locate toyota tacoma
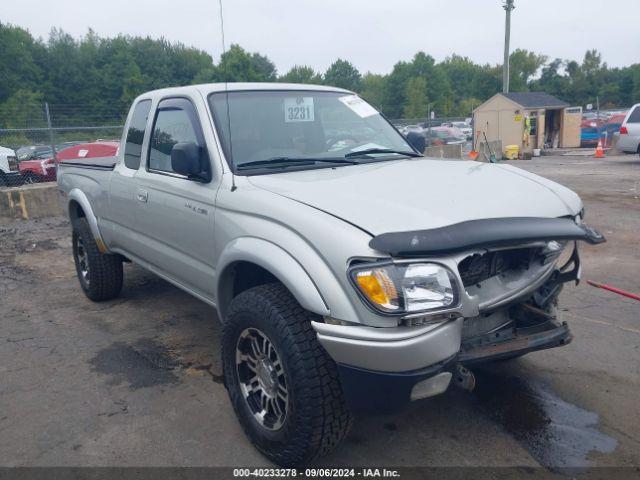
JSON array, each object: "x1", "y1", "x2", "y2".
[{"x1": 57, "y1": 83, "x2": 605, "y2": 466}]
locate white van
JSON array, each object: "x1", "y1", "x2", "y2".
[
  {"x1": 0, "y1": 146, "x2": 19, "y2": 186},
  {"x1": 615, "y1": 104, "x2": 640, "y2": 156}
]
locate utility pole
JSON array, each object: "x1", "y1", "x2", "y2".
[
  {"x1": 44, "y1": 102, "x2": 57, "y2": 161},
  {"x1": 502, "y1": 0, "x2": 515, "y2": 93}
]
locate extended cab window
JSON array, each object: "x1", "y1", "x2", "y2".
[
  {"x1": 124, "y1": 100, "x2": 151, "y2": 170},
  {"x1": 148, "y1": 98, "x2": 206, "y2": 174}
]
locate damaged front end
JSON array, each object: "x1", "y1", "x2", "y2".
[
  {"x1": 325, "y1": 217, "x2": 605, "y2": 413},
  {"x1": 368, "y1": 217, "x2": 605, "y2": 365},
  {"x1": 458, "y1": 239, "x2": 583, "y2": 365}
]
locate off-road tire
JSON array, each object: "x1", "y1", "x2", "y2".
[
  {"x1": 222, "y1": 283, "x2": 352, "y2": 467},
  {"x1": 72, "y1": 218, "x2": 123, "y2": 301}
]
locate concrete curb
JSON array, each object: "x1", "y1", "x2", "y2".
[{"x1": 0, "y1": 183, "x2": 65, "y2": 224}]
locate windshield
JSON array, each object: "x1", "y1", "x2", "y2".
[{"x1": 208, "y1": 90, "x2": 416, "y2": 173}]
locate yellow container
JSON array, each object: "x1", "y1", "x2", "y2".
[{"x1": 504, "y1": 144, "x2": 520, "y2": 160}]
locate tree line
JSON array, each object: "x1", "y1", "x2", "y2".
[{"x1": 1, "y1": 22, "x2": 639, "y2": 129}]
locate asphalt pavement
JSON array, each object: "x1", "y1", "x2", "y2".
[{"x1": 1, "y1": 154, "x2": 638, "y2": 473}]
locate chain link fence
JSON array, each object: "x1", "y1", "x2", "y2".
[
  {"x1": 389, "y1": 116, "x2": 470, "y2": 129},
  {"x1": 0, "y1": 103, "x2": 124, "y2": 189},
  {"x1": 1, "y1": 106, "x2": 479, "y2": 190}
]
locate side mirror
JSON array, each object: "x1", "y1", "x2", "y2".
[
  {"x1": 171, "y1": 142, "x2": 205, "y2": 179},
  {"x1": 406, "y1": 131, "x2": 426, "y2": 154}
]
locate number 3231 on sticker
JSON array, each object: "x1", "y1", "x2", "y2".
[{"x1": 284, "y1": 97, "x2": 315, "y2": 123}]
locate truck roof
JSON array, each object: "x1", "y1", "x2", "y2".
[{"x1": 135, "y1": 82, "x2": 353, "y2": 101}]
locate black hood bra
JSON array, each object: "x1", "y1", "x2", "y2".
[{"x1": 369, "y1": 217, "x2": 606, "y2": 257}]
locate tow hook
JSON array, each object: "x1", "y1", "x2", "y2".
[{"x1": 453, "y1": 364, "x2": 476, "y2": 392}]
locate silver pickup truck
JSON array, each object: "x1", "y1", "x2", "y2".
[{"x1": 58, "y1": 83, "x2": 605, "y2": 466}]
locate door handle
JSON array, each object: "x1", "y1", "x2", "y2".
[{"x1": 137, "y1": 189, "x2": 148, "y2": 203}]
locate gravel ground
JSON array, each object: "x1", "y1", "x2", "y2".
[{"x1": 0, "y1": 154, "x2": 638, "y2": 473}]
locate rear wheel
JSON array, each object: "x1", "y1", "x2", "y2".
[
  {"x1": 0, "y1": 172, "x2": 7, "y2": 187},
  {"x1": 72, "y1": 218, "x2": 123, "y2": 301},
  {"x1": 222, "y1": 283, "x2": 352, "y2": 466},
  {"x1": 22, "y1": 173, "x2": 38, "y2": 185}
]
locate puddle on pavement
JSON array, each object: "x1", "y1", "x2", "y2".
[
  {"x1": 90, "y1": 338, "x2": 224, "y2": 389},
  {"x1": 89, "y1": 339, "x2": 180, "y2": 389},
  {"x1": 473, "y1": 368, "x2": 617, "y2": 470}
]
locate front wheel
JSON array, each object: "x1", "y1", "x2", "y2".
[
  {"x1": 222, "y1": 283, "x2": 352, "y2": 467},
  {"x1": 72, "y1": 218, "x2": 123, "y2": 301}
]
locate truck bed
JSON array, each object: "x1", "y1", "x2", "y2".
[{"x1": 57, "y1": 156, "x2": 118, "y2": 224}]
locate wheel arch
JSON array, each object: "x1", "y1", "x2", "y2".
[
  {"x1": 215, "y1": 237, "x2": 330, "y2": 321},
  {"x1": 68, "y1": 188, "x2": 108, "y2": 253}
]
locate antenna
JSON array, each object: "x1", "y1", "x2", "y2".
[{"x1": 218, "y1": 0, "x2": 237, "y2": 191}]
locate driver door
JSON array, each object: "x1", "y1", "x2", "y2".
[{"x1": 133, "y1": 96, "x2": 217, "y2": 299}]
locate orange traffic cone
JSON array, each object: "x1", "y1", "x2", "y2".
[
  {"x1": 468, "y1": 131, "x2": 480, "y2": 160},
  {"x1": 595, "y1": 139, "x2": 605, "y2": 158}
]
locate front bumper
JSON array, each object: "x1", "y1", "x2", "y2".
[
  {"x1": 312, "y1": 318, "x2": 463, "y2": 373},
  {"x1": 336, "y1": 355, "x2": 457, "y2": 413},
  {"x1": 459, "y1": 318, "x2": 572, "y2": 365},
  {"x1": 322, "y1": 317, "x2": 572, "y2": 413}
]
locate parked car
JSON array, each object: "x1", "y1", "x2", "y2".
[
  {"x1": 399, "y1": 124, "x2": 422, "y2": 136},
  {"x1": 443, "y1": 121, "x2": 473, "y2": 140},
  {"x1": 601, "y1": 115, "x2": 626, "y2": 147},
  {"x1": 613, "y1": 104, "x2": 640, "y2": 156},
  {"x1": 580, "y1": 126, "x2": 601, "y2": 148},
  {"x1": 403, "y1": 126, "x2": 466, "y2": 148},
  {"x1": 58, "y1": 83, "x2": 605, "y2": 467},
  {"x1": 427, "y1": 126, "x2": 467, "y2": 145},
  {"x1": 582, "y1": 111, "x2": 610, "y2": 122},
  {"x1": 16, "y1": 145, "x2": 53, "y2": 161},
  {"x1": 0, "y1": 145, "x2": 19, "y2": 186},
  {"x1": 19, "y1": 141, "x2": 119, "y2": 183}
]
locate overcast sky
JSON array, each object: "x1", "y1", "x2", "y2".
[{"x1": 4, "y1": 0, "x2": 639, "y2": 74}]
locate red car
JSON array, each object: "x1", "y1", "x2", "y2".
[{"x1": 19, "y1": 141, "x2": 119, "y2": 183}]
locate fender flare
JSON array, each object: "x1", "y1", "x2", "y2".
[
  {"x1": 215, "y1": 237, "x2": 330, "y2": 320},
  {"x1": 68, "y1": 188, "x2": 108, "y2": 252}
]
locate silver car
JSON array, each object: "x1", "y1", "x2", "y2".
[
  {"x1": 57, "y1": 83, "x2": 606, "y2": 466},
  {"x1": 614, "y1": 103, "x2": 640, "y2": 155}
]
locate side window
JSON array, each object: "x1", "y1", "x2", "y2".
[
  {"x1": 628, "y1": 106, "x2": 640, "y2": 123},
  {"x1": 124, "y1": 100, "x2": 151, "y2": 170},
  {"x1": 148, "y1": 98, "x2": 205, "y2": 174}
]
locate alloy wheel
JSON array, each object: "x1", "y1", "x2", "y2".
[{"x1": 235, "y1": 327, "x2": 288, "y2": 431}]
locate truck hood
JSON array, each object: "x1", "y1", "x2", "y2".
[{"x1": 247, "y1": 159, "x2": 582, "y2": 235}]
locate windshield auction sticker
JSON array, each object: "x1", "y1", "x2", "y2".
[
  {"x1": 339, "y1": 95, "x2": 379, "y2": 118},
  {"x1": 284, "y1": 97, "x2": 315, "y2": 122}
]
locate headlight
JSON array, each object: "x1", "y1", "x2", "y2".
[
  {"x1": 349, "y1": 262, "x2": 458, "y2": 315},
  {"x1": 540, "y1": 240, "x2": 567, "y2": 265},
  {"x1": 541, "y1": 239, "x2": 578, "y2": 269},
  {"x1": 556, "y1": 241, "x2": 577, "y2": 269}
]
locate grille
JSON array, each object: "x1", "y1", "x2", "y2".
[
  {"x1": 7, "y1": 156, "x2": 18, "y2": 171},
  {"x1": 458, "y1": 248, "x2": 538, "y2": 287}
]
